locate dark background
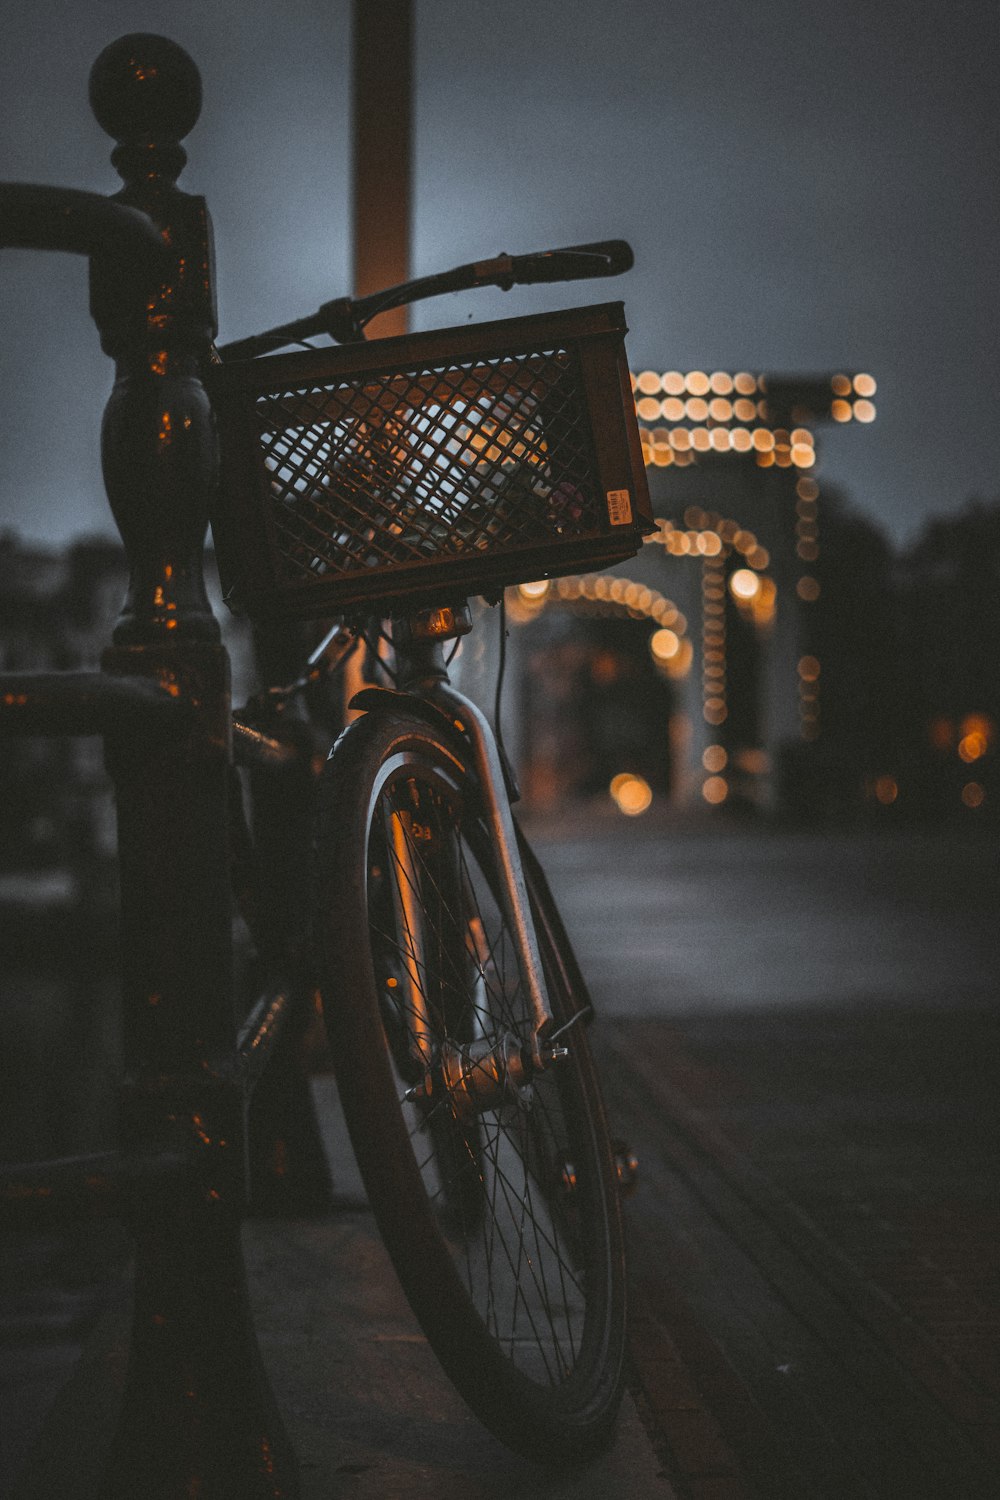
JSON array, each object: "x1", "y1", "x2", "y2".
[{"x1": 2, "y1": 0, "x2": 997, "y2": 548}]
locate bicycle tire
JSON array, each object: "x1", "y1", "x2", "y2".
[{"x1": 315, "y1": 707, "x2": 626, "y2": 1462}]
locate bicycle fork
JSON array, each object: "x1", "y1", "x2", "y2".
[{"x1": 356, "y1": 615, "x2": 568, "y2": 1114}]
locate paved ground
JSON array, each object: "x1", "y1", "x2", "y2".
[
  {"x1": 5, "y1": 1111, "x2": 671, "y2": 1500},
  {"x1": 601, "y1": 1008, "x2": 998, "y2": 1498},
  {"x1": 2, "y1": 815, "x2": 998, "y2": 1496},
  {"x1": 528, "y1": 812, "x2": 1000, "y2": 1498},
  {"x1": 527, "y1": 811, "x2": 999, "y2": 1014}
]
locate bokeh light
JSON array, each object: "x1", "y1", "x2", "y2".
[
  {"x1": 518, "y1": 579, "x2": 549, "y2": 600},
  {"x1": 649, "y1": 627, "x2": 680, "y2": 663},
  {"x1": 730, "y1": 568, "x2": 760, "y2": 601},
  {"x1": 610, "y1": 773, "x2": 653, "y2": 816}
]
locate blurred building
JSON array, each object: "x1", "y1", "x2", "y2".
[
  {"x1": 892, "y1": 501, "x2": 1000, "y2": 819},
  {"x1": 2, "y1": 483, "x2": 996, "y2": 845},
  {"x1": 494, "y1": 368, "x2": 883, "y2": 816}
]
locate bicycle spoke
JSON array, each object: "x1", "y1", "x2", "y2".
[
  {"x1": 390, "y1": 1029, "x2": 584, "y2": 1374},
  {"x1": 473, "y1": 1114, "x2": 561, "y2": 1379}
]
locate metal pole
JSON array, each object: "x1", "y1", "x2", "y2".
[{"x1": 351, "y1": 0, "x2": 412, "y2": 337}]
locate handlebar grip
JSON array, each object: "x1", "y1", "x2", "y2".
[
  {"x1": 0, "y1": 183, "x2": 167, "y2": 277},
  {"x1": 505, "y1": 239, "x2": 634, "y2": 284}
]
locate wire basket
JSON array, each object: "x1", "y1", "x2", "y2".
[{"x1": 208, "y1": 302, "x2": 652, "y2": 621}]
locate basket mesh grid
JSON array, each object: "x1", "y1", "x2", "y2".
[{"x1": 251, "y1": 344, "x2": 602, "y2": 587}]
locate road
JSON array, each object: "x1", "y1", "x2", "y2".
[{"x1": 525, "y1": 813, "x2": 999, "y2": 1014}]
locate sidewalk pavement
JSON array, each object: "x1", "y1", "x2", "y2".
[{"x1": 241, "y1": 1076, "x2": 675, "y2": 1500}]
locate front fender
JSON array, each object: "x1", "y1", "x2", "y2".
[{"x1": 347, "y1": 685, "x2": 468, "y2": 742}]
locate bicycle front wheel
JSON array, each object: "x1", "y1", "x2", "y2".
[{"x1": 315, "y1": 707, "x2": 626, "y2": 1462}]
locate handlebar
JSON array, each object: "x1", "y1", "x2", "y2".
[
  {"x1": 217, "y1": 238, "x2": 634, "y2": 361},
  {"x1": 0, "y1": 183, "x2": 167, "y2": 279}
]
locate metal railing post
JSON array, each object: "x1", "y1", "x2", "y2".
[{"x1": 87, "y1": 34, "x2": 298, "y2": 1497}]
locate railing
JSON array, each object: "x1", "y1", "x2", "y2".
[{"x1": 0, "y1": 35, "x2": 323, "y2": 1499}]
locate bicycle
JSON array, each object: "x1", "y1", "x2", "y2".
[
  {"x1": 0, "y1": 32, "x2": 651, "y2": 1490},
  {"x1": 206, "y1": 237, "x2": 652, "y2": 1462}
]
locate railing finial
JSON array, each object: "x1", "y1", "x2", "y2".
[
  {"x1": 88, "y1": 33, "x2": 218, "y2": 646},
  {"x1": 90, "y1": 32, "x2": 201, "y2": 187}
]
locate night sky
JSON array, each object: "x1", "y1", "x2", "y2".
[{"x1": 2, "y1": 0, "x2": 996, "y2": 548}]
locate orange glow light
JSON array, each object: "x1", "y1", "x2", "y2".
[
  {"x1": 730, "y1": 569, "x2": 760, "y2": 601},
  {"x1": 958, "y1": 732, "x2": 988, "y2": 763},
  {"x1": 610, "y1": 773, "x2": 653, "y2": 816},
  {"x1": 518, "y1": 579, "x2": 549, "y2": 601},
  {"x1": 961, "y1": 713, "x2": 993, "y2": 741},
  {"x1": 650, "y1": 627, "x2": 680, "y2": 662}
]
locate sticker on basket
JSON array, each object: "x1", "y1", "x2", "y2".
[{"x1": 606, "y1": 489, "x2": 633, "y2": 526}]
